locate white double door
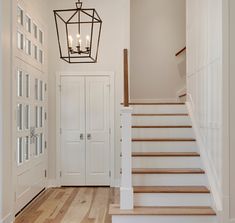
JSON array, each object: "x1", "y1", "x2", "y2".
[{"x1": 60, "y1": 76, "x2": 111, "y2": 186}]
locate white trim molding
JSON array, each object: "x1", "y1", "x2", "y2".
[
  {"x1": 0, "y1": 213, "x2": 14, "y2": 223},
  {"x1": 186, "y1": 102, "x2": 222, "y2": 211}
]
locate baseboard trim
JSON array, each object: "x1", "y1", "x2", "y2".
[
  {"x1": 47, "y1": 179, "x2": 59, "y2": 188},
  {"x1": 186, "y1": 101, "x2": 222, "y2": 211},
  {"x1": 0, "y1": 213, "x2": 13, "y2": 223}
]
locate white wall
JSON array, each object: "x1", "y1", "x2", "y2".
[
  {"x1": 0, "y1": 0, "x2": 3, "y2": 220},
  {"x1": 47, "y1": 0, "x2": 130, "y2": 184},
  {"x1": 186, "y1": 0, "x2": 223, "y2": 211},
  {"x1": 130, "y1": 0, "x2": 186, "y2": 101},
  {"x1": 0, "y1": 0, "x2": 14, "y2": 221},
  {"x1": 229, "y1": 0, "x2": 235, "y2": 221}
]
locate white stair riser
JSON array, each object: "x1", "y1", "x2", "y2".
[
  {"x1": 132, "y1": 116, "x2": 191, "y2": 126},
  {"x1": 132, "y1": 128, "x2": 195, "y2": 138},
  {"x1": 132, "y1": 105, "x2": 187, "y2": 114},
  {"x1": 134, "y1": 193, "x2": 212, "y2": 206},
  {"x1": 132, "y1": 157, "x2": 201, "y2": 168},
  {"x1": 133, "y1": 174, "x2": 208, "y2": 186},
  {"x1": 112, "y1": 216, "x2": 217, "y2": 223},
  {"x1": 132, "y1": 141, "x2": 198, "y2": 152}
]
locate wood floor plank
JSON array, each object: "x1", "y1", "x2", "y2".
[
  {"x1": 61, "y1": 188, "x2": 95, "y2": 223},
  {"x1": 15, "y1": 187, "x2": 113, "y2": 223}
]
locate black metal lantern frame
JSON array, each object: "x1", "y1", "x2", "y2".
[{"x1": 54, "y1": 0, "x2": 102, "y2": 63}]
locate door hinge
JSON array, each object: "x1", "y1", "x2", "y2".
[
  {"x1": 45, "y1": 170, "x2": 47, "y2": 178},
  {"x1": 60, "y1": 171, "x2": 62, "y2": 177},
  {"x1": 45, "y1": 112, "x2": 47, "y2": 120},
  {"x1": 59, "y1": 85, "x2": 62, "y2": 91},
  {"x1": 45, "y1": 83, "x2": 47, "y2": 91},
  {"x1": 45, "y1": 141, "x2": 47, "y2": 149},
  {"x1": 60, "y1": 128, "x2": 62, "y2": 134},
  {"x1": 109, "y1": 170, "x2": 111, "y2": 177}
]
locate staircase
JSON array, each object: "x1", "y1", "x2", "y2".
[{"x1": 110, "y1": 102, "x2": 217, "y2": 223}]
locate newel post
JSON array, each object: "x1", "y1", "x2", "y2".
[{"x1": 120, "y1": 107, "x2": 133, "y2": 210}]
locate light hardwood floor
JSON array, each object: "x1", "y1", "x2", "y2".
[{"x1": 15, "y1": 187, "x2": 118, "y2": 223}]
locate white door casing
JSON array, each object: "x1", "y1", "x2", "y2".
[{"x1": 59, "y1": 74, "x2": 113, "y2": 186}]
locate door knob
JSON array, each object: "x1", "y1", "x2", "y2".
[
  {"x1": 80, "y1": 133, "x2": 84, "y2": 140},
  {"x1": 87, "y1": 134, "x2": 91, "y2": 140}
]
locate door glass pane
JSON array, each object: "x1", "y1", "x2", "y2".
[
  {"x1": 39, "y1": 50, "x2": 43, "y2": 64},
  {"x1": 40, "y1": 107, "x2": 43, "y2": 127},
  {"x1": 17, "y1": 137, "x2": 23, "y2": 165},
  {"x1": 25, "y1": 74, "x2": 30, "y2": 98},
  {"x1": 33, "y1": 23, "x2": 38, "y2": 39},
  {"x1": 35, "y1": 106, "x2": 39, "y2": 128},
  {"x1": 39, "y1": 133, "x2": 43, "y2": 154},
  {"x1": 17, "y1": 6, "x2": 24, "y2": 25},
  {"x1": 34, "y1": 45, "x2": 38, "y2": 60},
  {"x1": 17, "y1": 70, "x2": 23, "y2": 97},
  {"x1": 25, "y1": 39, "x2": 31, "y2": 55},
  {"x1": 39, "y1": 30, "x2": 43, "y2": 44},
  {"x1": 25, "y1": 15, "x2": 31, "y2": 33},
  {"x1": 25, "y1": 136, "x2": 30, "y2": 161},
  {"x1": 40, "y1": 81, "x2": 43, "y2": 101},
  {"x1": 17, "y1": 32, "x2": 24, "y2": 50},
  {"x1": 35, "y1": 135, "x2": 39, "y2": 156},
  {"x1": 17, "y1": 104, "x2": 23, "y2": 131},
  {"x1": 24, "y1": 105, "x2": 30, "y2": 130},
  {"x1": 35, "y1": 78, "x2": 38, "y2": 100}
]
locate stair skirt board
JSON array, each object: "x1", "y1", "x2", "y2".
[
  {"x1": 111, "y1": 215, "x2": 217, "y2": 223},
  {"x1": 132, "y1": 105, "x2": 188, "y2": 114},
  {"x1": 134, "y1": 193, "x2": 212, "y2": 206},
  {"x1": 132, "y1": 174, "x2": 208, "y2": 186},
  {"x1": 132, "y1": 141, "x2": 198, "y2": 152},
  {"x1": 132, "y1": 128, "x2": 195, "y2": 138},
  {"x1": 132, "y1": 157, "x2": 201, "y2": 168},
  {"x1": 132, "y1": 116, "x2": 192, "y2": 126}
]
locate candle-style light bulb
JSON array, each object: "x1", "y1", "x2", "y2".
[
  {"x1": 86, "y1": 35, "x2": 90, "y2": 48},
  {"x1": 68, "y1": 35, "x2": 73, "y2": 48},
  {"x1": 76, "y1": 34, "x2": 81, "y2": 46},
  {"x1": 79, "y1": 39, "x2": 82, "y2": 47}
]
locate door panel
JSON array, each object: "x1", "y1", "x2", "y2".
[
  {"x1": 85, "y1": 77, "x2": 110, "y2": 185},
  {"x1": 60, "y1": 76, "x2": 86, "y2": 185},
  {"x1": 15, "y1": 63, "x2": 47, "y2": 214}
]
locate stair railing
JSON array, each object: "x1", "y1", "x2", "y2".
[{"x1": 120, "y1": 49, "x2": 134, "y2": 210}]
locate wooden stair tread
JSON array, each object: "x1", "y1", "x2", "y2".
[
  {"x1": 122, "y1": 102, "x2": 185, "y2": 105},
  {"x1": 133, "y1": 186, "x2": 210, "y2": 194},
  {"x1": 109, "y1": 204, "x2": 216, "y2": 216},
  {"x1": 132, "y1": 168, "x2": 205, "y2": 174},
  {"x1": 132, "y1": 113, "x2": 189, "y2": 116},
  {"x1": 132, "y1": 125, "x2": 192, "y2": 128},
  {"x1": 132, "y1": 152, "x2": 200, "y2": 157},
  {"x1": 132, "y1": 138, "x2": 196, "y2": 142}
]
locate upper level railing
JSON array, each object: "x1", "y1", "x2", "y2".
[{"x1": 175, "y1": 46, "x2": 186, "y2": 57}]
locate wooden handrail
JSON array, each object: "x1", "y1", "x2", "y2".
[
  {"x1": 123, "y1": 49, "x2": 129, "y2": 107},
  {"x1": 175, "y1": 47, "x2": 186, "y2": 57}
]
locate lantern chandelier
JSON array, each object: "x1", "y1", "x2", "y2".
[{"x1": 54, "y1": 0, "x2": 102, "y2": 63}]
